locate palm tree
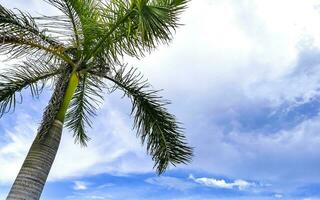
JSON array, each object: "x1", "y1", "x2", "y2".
[
  {"x1": 0, "y1": 0, "x2": 193, "y2": 199},
  {"x1": 0, "y1": 0, "x2": 192, "y2": 200}
]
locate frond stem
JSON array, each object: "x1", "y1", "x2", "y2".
[
  {"x1": 65, "y1": 3, "x2": 80, "y2": 48},
  {"x1": 83, "y1": 9, "x2": 134, "y2": 63},
  {"x1": 1, "y1": 36, "x2": 76, "y2": 68}
]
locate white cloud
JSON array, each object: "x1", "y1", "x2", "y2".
[
  {"x1": 145, "y1": 176, "x2": 196, "y2": 191},
  {"x1": 0, "y1": 0, "x2": 59, "y2": 16},
  {"x1": 66, "y1": 194, "x2": 111, "y2": 200},
  {"x1": 274, "y1": 194, "x2": 283, "y2": 199},
  {"x1": 88, "y1": 196, "x2": 107, "y2": 200},
  {"x1": 303, "y1": 198, "x2": 320, "y2": 200},
  {"x1": 97, "y1": 183, "x2": 114, "y2": 189},
  {"x1": 189, "y1": 174, "x2": 254, "y2": 190},
  {"x1": 127, "y1": 0, "x2": 320, "y2": 110},
  {"x1": 73, "y1": 181, "x2": 89, "y2": 190},
  {"x1": 189, "y1": 113, "x2": 320, "y2": 185},
  {"x1": 0, "y1": 114, "x2": 36, "y2": 185}
]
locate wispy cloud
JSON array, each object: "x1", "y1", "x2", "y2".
[
  {"x1": 274, "y1": 194, "x2": 283, "y2": 199},
  {"x1": 0, "y1": 113, "x2": 36, "y2": 185},
  {"x1": 73, "y1": 181, "x2": 90, "y2": 191},
  {"x1": 145, "y1": 176, "x2": 196, "y2": 191},
  {"x1": 189, "y1": 174, "x2": 254, "y2": 190},
  {"x1": 66, "y1": 194, "x2": 110, "y2": 200}
]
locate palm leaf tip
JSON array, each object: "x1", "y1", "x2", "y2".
[
  {"x1": 94, "y1": 66, "x2": 193, "y2": 174},
  {"x1": 135, "y1": 101, "x2": 193, "y2": 174}
]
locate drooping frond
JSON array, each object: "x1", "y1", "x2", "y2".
[
  {"x1": 0, "y1": 58, "x2": 64, "y2": 117},
  {"x1": 90, "y1": 66, "x2": 193, "y2": 174},
  {"x1": 65, "y1": 74, "x2": 105, "y2": 146},
  {"x1": 0, "y1": 4, "x2": 70, "y2": 61}
]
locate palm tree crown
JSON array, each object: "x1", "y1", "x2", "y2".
[{"x1": 0, "y1": 0, "x2": 192, "y2": 178}]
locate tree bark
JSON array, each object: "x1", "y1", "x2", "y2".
[
  {"x1": 6, "y1": 70, "x2": 79, "y2": 200},
  {"x1": 6, "y1": 120, "x2": 63, "y2": 200}
]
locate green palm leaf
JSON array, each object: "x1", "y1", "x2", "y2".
[
  {"x1": 65, "y1": 74, "x2": 105, "y2": 146},
  {"x1": 0, "y1": 58, "x2": 64, "y2": 117},
  {"x1": 90, "y1": 66, "x2": 193, "y2": 174},
  {"x1": 84, "y1": 0, "x2": 188, "y2": 64},
  {"x1": 0, "y1": 5, "x2": 68, "y2": 60},
  {"x1": 46, "y1": 0, "x2": 104, "y2": 54}
]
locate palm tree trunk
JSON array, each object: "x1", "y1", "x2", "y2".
[
  {"x1": 6, "y1": 120, "x2": 63, "y2": 200},
  {"x1": 6, "y1": 71, "x2": 79, "y2": 200}
]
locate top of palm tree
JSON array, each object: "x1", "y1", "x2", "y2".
[{"x1": 0, "y1": 0, "x2": 192, "y2": 174}]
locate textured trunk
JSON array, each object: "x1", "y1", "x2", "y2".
[
  {"x1": 6, "y1": 120, "x2": 63, "y2": 200},
  {"x1": 6, "y1": 71, "x2": 79, "y2": 200}
]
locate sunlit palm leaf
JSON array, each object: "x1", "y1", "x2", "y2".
[
  {"x1": 0, "y1": 5, "x2": 67, "y2": 60},
  {"x1": 86, "y1": 0, "x2": 188, "y2": 63}
]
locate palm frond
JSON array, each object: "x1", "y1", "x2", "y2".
[
  {"x1": 44, "y1": 0, "x2": 84, "y2": 48},
  {"x1": 83, "y1": 0, "x2": 132, "y2": 62},
  {"x1": 65, "y1": 74, "x2": 105, "y2": 146},
  {"x1": 34, "y1": 15, "x2": 77, "y2": 46},
  {"x1": 130, "y1": 0, "x2": 188, "y2": 49},
  {"x1": 85, "y1": 0, "x2": 188, "y2": 63},
  {"x1": 46, "y1": 0, "x2": 104, "y2": 55},
  {"x1": 90, "y1": 66, "x2": 193, "y2": 174},
  {"x1": 0, "y1": 4, "x2": 61, "y2": 46},
  {"x1": 0, "y1": 58, "x2": 64, "y2": 117},
  {"x1": 0, "y1": 4, "x2": 69, "y2": 60}
]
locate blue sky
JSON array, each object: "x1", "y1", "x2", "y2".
[{"x1": 2, "y1": 0, "x2": 320, "y2": 199}]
